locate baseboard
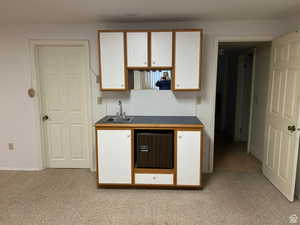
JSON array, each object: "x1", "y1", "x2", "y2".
[
  {"x1": 0, "y1": 167, "x2": 41, "y2": 171},
  {"x1": 296, "y1": 189, "x2": 300, "y2": 199},
  {"x1": 249, "y1": 151, "x2": 262, "y2": 163}
]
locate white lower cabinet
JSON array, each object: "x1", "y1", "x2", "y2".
[
  {"x1": 135, "y1": 173, "x2": 174, "y2": 185},
  {"x1": 96, "y1": 128, "x2": 202, "y2": 188},
  {"x1": 97, "y1": 129, "x2": 131, "y2": 184},
  {"x1": 176, "y1": 130, "x2": 201, "y2": 186}
]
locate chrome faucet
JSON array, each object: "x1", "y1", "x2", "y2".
[
  {"x1": 118, "y1": 100, "x2": 123, "y2": 117},
  {"x1": 117, "y1": 100, "x2": 127, "y2": 119}
]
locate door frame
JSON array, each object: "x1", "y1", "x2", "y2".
[
  {"x1": 210, "y1": 36, "x2": 273, "y2": 172},
  {"x1": 30, "y1": 40, "x2": 93, "y2": 170},
  {"x1": 247, "y1": 48, "x2": 257, "y2": 154}
]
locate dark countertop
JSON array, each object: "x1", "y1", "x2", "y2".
[{"x1": 95, "y1": 116, "x2": 203, "y2": 128}]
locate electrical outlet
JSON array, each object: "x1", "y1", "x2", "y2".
[{"x1": 8, "y1": 143, "x2": 15, "y2": 151}]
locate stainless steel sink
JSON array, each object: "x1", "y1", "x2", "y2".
[{"x1": 102, "y1": 116, "x2": 134, "y2": 123}]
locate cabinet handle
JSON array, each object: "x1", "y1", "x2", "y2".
[
  {"x1": 152, "y1": 176, "x2": 156, "y2": 180},
  {"x1": 144, "y1": 62, "x2": 147, "y2": 65},
  {"x1": 153, "y1": 61, "x2": 156, "y2": 65},
  {"x1": 176, "y1": 84, "x2": 180, "y2": 87},
  {"x1": 178, "y1": 136, "x2": 182, "y2": 139},
  {"x1": 121, "y1": 84, "x2": 124, "y2": 87}
]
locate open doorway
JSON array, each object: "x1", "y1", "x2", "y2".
[{"x1": 214, "y1": 41, "x2": 272, "y2": 172}]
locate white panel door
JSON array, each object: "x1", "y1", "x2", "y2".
[
  {"x1": 174, "y1": 31, "x2": 201, "y2": 90},
  {"x1": 99, "y1": 32, "x2": 125, "y2": 89},
  {"x1": 97, "y1": 130, "x2": 131, "y2": 184},
  {"x1": 127, "y1": 32, "x2": 148, "y2": 67},
  {"x1": 38, "y1": 46, "x2": 90, "y2": 168},
  {"x1": 177, "y1": 130, "x2": 201, "y2": 186},
  {"x1": 263, "y1": 32, "x2": 300, "y2": 201},
  {"x1": 151, "y1": 32, "x2": 172, "y2": 67}
]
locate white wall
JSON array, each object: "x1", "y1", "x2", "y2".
[
  {"x1": 0, "y1": 20, "x2": 293, "y2": 172},
  {"x1": 287, "y1": 16, "x2": 300, "y2": 32},
  {"x1": 249, "y1": 44, "x2": 271, "y2": 161},
  {"x1": 102, "y1": 90, "x2": 196, "y2": 116},
  {"x1": 234, "y1": 54, "x2": 253, "y2": 142}
]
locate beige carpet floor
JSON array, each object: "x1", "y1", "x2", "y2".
[
  {"x1": 214, "y1": 144, "x2": 262, "y2": 173},
  {"x1": 214, "y1": 136, "x2": 261, "y2": 173},
  {"x1": 0, "y1": 169, "x2": 299, "y2": 225}
]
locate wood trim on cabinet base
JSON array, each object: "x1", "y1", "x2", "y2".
[
  {"x1": 96, "y1": 126, "x2": 203, "y2": 189},
  {"x1": 134, "y1": 168, "x2": 174, "y2": 174},
  {"x1": 98, "y1": 183, "x2": 202, "y2": 189}
]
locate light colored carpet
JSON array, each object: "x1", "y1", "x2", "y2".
[{"x1": 0, "y1": 169, "x2": 299, "y2": 225}]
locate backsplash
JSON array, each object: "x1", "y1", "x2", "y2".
[{"x1": 101, "y1": 90, "x2": 197, "y2": 116}]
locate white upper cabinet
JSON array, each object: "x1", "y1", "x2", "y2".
[
  {"x1": 151, "y1": 32, "x2": 173, "y2": 67},
  {"x1": 99, "y1": 32, "x2": 126, "y2": 90},
  {"x1": 98, "y1": 29, "x2": 202, "y2": 91},
  {"x1": 177, "y1": 130, "x2": 201, "y2": 186},
  {"x1": 127, "y1": 32, "x2": 148, "y2": 67},
  {"x1": 174, "y1": 31, "x2": 201, "y2": 90}
]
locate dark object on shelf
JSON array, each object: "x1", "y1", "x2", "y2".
[{"x1": 135, "y1": 130, "x2": 174, "y2": 169}]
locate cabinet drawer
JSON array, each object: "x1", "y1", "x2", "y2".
[{"x1": 135, "y1": 173, "x2": 174, "y2": 185}]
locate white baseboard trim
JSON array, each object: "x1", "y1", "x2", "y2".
[{"x1": 0, "y1": 167, "x2": 41, "y2": 171}]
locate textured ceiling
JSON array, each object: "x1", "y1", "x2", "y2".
[{"x1": 0, "y1": 0, "x2": 299, "y2": 24}]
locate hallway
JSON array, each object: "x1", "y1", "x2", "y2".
[{"x1": 214, "y1": 136, "x2": 261, "y2": 172}]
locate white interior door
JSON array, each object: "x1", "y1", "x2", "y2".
[
  {"x1": 263, "y1": 32, "x2": 300, "y2": 201},
  {"x1": 37, "y1": 46, "x2": 90, "y2": 168}
]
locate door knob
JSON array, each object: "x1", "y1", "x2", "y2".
[
  {"x1": 42, "y1": 115, "x2": 49, "y2": 121},
  {"x1": 288, "y1": 125, "x2": 296, "y2": 133}
]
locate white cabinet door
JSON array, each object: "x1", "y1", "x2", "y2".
[
  {"x1": 174, "y1": 31, "x2": 201, "y2": 90},
  {"x1": 177, "y1": 130, "x2": 201, "y2": 186},
  {"x1": 99, "y1": 32, "x2": 125, "y2": 90},
  {"x1": 97, "y1": 129, "x2": 131, "y2": 184},
  {"x1": 151, "y1": 32, "x2": 172, "y2": 67},
  {"x1": 127, "y1": 32, "x2": 148, "y2": 67}
]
